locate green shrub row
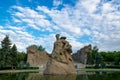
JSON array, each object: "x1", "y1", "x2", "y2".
[{"x1": 86, "y1": 65, "x2": 120, "y2": 69}]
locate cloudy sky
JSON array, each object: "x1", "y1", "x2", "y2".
[{"x1": 0, "y1": 0, "x2": 120, "y2": 53}]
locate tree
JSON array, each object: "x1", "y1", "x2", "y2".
[
  {"x1": 91, "y1": 46, "x2": 99, "y2": 64},
  {"x1": 114, "y1": 51, "x2": 120, "y2": 65},
  {"x1": 17, "y1": 52, "x2": 27, "y2": 63},
  {"x1": 11, "y1": 44, "x2": 18, "y2": 69},
  {"x1": 0, "y1": 48, "x2": 4, "y2": 68},
  {"x1": 37, "y1": 45, "x2": 45, "y2": 51},
  {"x1": 17, "y1": 52, "x2": 28, "y2": 69},
  {"x1": 101, "y1": 51, "x2": 116, "y2": 64},
  {"x1": 95, "y1": 53, "x2": 102, "y2": 68},
  {"x1": 0, "y1": 35, "x2": 12, "y2": 68}
]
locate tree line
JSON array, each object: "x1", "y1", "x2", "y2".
[
  {"x1": 0, "y1": 35, "x2": 27, "y2": 69},
  {"x1": 90, "y1": 46, "x2": 120, "y2": 68}
]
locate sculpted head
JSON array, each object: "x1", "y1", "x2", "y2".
[
  {"x1": 55, "y1": 34, "x2": 60, "y2": 40},
  {"x1": 60, "y1": 36, "x2": 66, "y2": 42}
]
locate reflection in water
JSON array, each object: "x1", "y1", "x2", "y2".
[
  {"x1": 17, "y1": 72, "x2": 29, "y2": 80},
  {"x1": 76, "y1": 74, "x2": 89, "y2": 80},
  {"x1": 27, "y1": 73, "x2": 44, "y2": 80},
  {"x1": 0, "y1": 71, "x2": 120, "y2": 80},
  {"x1": 28, "y1": 73, "x2": 76, "y2": 80},
  {"x1": 0, "y1": 73, "x2": 17, "y2": 80}
]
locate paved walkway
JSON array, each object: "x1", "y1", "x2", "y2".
[{"x1": 0, "y1": 69, "x2": 40, "y2": 73}]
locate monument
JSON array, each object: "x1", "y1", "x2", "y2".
[
  {"x1": 27, "y1": 45, "x2": 49, "y2": 70},
  {"x1": 44, "y1": 34, "x2": 77, "y2": 74},
  {"x1": 72, "y1": 44, "x2": 92, "y2": 64}
]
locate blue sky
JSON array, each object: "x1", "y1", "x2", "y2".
[{"x1": 0, "y1": 0, "x2": 120, "y2": 53}]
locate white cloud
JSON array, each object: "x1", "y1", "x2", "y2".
[
  {"x1": 9, "y1": 26, "x2": 24, "y2": 31},
  {"x1": 83, "y1": 29, "x2": 91, "y2": 35},
  {"x1": 37, "y1": 6, "x2": 51, "y2": 13},
  {"x1": 0, "y1": 30, "x2": 16, "y2": 35},
  {"x1": 12, "y1": 17, "x2": 21, "y2": 22},
  {"x1": 0, "y1": 26, "x2": 3, "y2": 29},
  {"x1": 37, "y1": 5, "x2": 84, "y2": 36},
  {"x1": 102, "y1": 3, "x2": 115, "y2": 13},
  {"x1": 11, "y1": 6, "x2": 52, "y2": 31},
  {"x1": 53, "y1": 0, "x2": 63, "y2": 7},
  {"x1": 80, "y1": 0, "x2": 100, "y2": 13}
]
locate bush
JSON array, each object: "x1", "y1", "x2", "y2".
[
  {"x1": 86, "y1": 65, "x2": 95, "y2": 69},
  {"x1": 0, "y1": 67, "x2": 12, "y2": 70},
  {"x1": 16, "y1": 67, "x2": 39, "y2": 70},
  {"x1": 106, "y1": 65, "x2": 120, "y2": 69},
  {"x1": 86, "y1": 65, "x2": 120, "y2": 69}
]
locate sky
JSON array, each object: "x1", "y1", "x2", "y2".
[{"x1": 0, "y1": 0, "x2": 120, "y2": 53}]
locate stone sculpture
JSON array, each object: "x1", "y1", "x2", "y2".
[
  {"x1": 72, "y1": 44, "x2": 92, "y2": 64},
  {"x1": 27, "y1": 45, "x2": 49, "y2": 70},
  {"x1": 44, "y1": 34, "x2": 77, "y2": 74}
]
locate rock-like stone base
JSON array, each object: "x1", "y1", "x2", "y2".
[{"x1": 44, "y1": 58, "x2": 77, "y2": 75}]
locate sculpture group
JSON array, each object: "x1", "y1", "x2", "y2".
[
  {"x1": 27, "y1": 34, "x2": 92, "y2": 74},
  {"x1": 52, "y1": 34, "x2": 72, "y2": 64},
  {"x1": 43, "y1": 34, "x2": 77, "y2": 74}
]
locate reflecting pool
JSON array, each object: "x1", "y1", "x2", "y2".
[{"x1": 0, "y1": 71, "x2": 120, "y2": 80}]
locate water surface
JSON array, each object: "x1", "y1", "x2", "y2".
[{"x1": 0, "y1": 71, "x2": 120, "y2": 80}]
